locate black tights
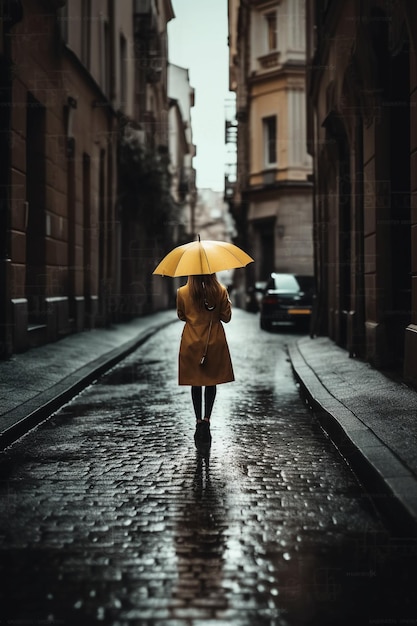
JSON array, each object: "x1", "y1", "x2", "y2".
[{"x1": 191, "y1": 385, "x2": 217, "y2": 421}]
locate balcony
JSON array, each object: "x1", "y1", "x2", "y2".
[
  {"x1": 134, "y1": 0, "x2": 158, "y2": 38},
  {"x1": 178, "y1": 167, "x2": 190, "y2": 200},
  {"x1": 224, "y1": 171, "x2": 237, "y2": 203},
  {"x1": 146, "y1": 51, "x2": 163, "y2": 83},
  {"x1": 258, "y1": 51, "x2": 281, "y2": 71},
  {"x1": 225, "y1": 120, "x2": 238, "y2": 144}
]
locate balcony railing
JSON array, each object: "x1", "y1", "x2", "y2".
[
  {"x1": 134, "y1": 0, "x2": 158, "y2": 37},
  {"x1": 258, "y1": 51, "x2": 280, "y2": 70}
]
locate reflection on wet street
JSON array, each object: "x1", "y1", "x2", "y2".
[
  {"x1": 0, "y1": 309, "x2": 416, "y2": 625},
  {"x1": 173, "y1": 449, "x2": 228, "y2": 614}
]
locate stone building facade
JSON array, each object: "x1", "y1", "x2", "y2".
[
  {"x1": 0, "y1": 0, "x2": 177, "y2": 356},
  {"x1": 306, "y1": 0, "x2": 417, "y2": 385},
  {"x1": 168, "y1": 62, "x2": 197, "y2": 241},
  {"x1": 227, "y1": 0, "x2": 313, "y2": 286}
]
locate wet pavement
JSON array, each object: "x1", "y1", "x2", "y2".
[
  {"x1": 0, "y1": 310, "x2": 176, "y2": 449},
  {"x1": 0, "y1": 310, "x2": 416, "y2": 625},
  {"x1": 289, "y1": 336, "x2": 417, "y2": 536}
]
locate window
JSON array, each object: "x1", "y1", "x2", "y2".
[
  {"x1": 263, "y1": 116, "x2": 277, "y2": 166},
  {"x1": 265, "y1": 11, "x2": 277, "y2": 51}
]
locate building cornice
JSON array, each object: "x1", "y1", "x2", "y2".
[
  {"x1": 164, "y1": 0, "x2": 175, "y2": 23},
  {"x1": 245, "y1": 179, "x2": 313, "y2": 200},
  {"x1": 248, "y1": 60, "x2": 306, "y2": 85}
]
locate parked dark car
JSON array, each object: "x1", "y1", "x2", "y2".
[{"x1": 259, "y1": 273, "x2": 315, "y2": 330}]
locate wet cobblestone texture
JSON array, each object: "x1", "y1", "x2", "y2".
[{"x1": 0, "y1": 310, "x2": 416, "y2": 626}]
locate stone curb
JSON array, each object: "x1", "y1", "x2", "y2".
[
  {"x1": 0, "y1": 317, "x2": 177, "y2": 451},
  {"x1": 288, "y1": 340, "x2": 417, "y2": 538}
]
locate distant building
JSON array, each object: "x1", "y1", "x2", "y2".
[
  {"x1": 194, "y1": 188, "x2": 236, "y2": 289},
  {"x1": 227, "y1": 0, "x2": 313, "y2": 286},
  {"x1": 168, "y1": 63, "x2": 197, "y2": 242},
  {"x1": 195, "y1": 188, "x2": 236, "y2": 242}
]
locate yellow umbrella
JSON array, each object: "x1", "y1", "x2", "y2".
[{"x1": 153, "y1": 235, "x2": 254, "y2": 277}]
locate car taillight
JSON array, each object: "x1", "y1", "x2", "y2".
[{"x1": 263, "y1": 296, "x2": 279, "y2": 304}]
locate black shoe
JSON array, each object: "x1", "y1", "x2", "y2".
[{"x1": 194, "y1": 421, "x2": 211, "y2": 447}]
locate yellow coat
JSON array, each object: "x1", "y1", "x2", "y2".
[{"x1": 176, "y1": 284, "x2": 235, "y2": 386}]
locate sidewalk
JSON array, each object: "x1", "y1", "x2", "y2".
[
  {"x1": 289, "y1": 336, "x2": 417, "y2": 537},
  {"x1": 0, "y1": 310, "x2": 178, "y2": 450}
]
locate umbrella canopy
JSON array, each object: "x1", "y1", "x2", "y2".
[{"x1": 153, "y1": 237, "x2": 254, "y2": 277}]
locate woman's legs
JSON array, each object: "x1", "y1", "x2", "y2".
[
  {"x1": 204, "y1": 385, "x2": 217, "y2": 421},
  {"x1": 193, "y1": 385, "x2": 216, "y2": 446},
  {"x1": 191, "y1": 386, "x2": 202, "y2": 422},
  {"x1": 192, "y1": 384, "x2": 217, "y2": 423}
]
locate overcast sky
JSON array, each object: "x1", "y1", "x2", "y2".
[{"x1": 168, "y1": 0, "x2": 234, "y2": 192}]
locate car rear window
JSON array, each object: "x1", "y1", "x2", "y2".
[
  {"x1": 267, "y1": 274, "x2": 314, "y2": 292},
  {"x1": 269, "y1": 274, "x2": 299, "y2": 291}
]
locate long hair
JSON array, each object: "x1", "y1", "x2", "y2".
[{"x1": 188, "y1": 274, "x2": 222, "y2": 310}]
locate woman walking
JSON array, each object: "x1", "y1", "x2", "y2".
[{"x1": 176, "y1": 273, "x2": 234, "y2": 445}]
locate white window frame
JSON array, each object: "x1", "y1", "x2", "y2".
[{"x1": 265, "y1": 11, "x2": 277, "y2": 52}]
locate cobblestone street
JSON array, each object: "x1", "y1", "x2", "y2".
[{"x1": 0, "y1": 310, "x2": 416, "y2": 625}]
